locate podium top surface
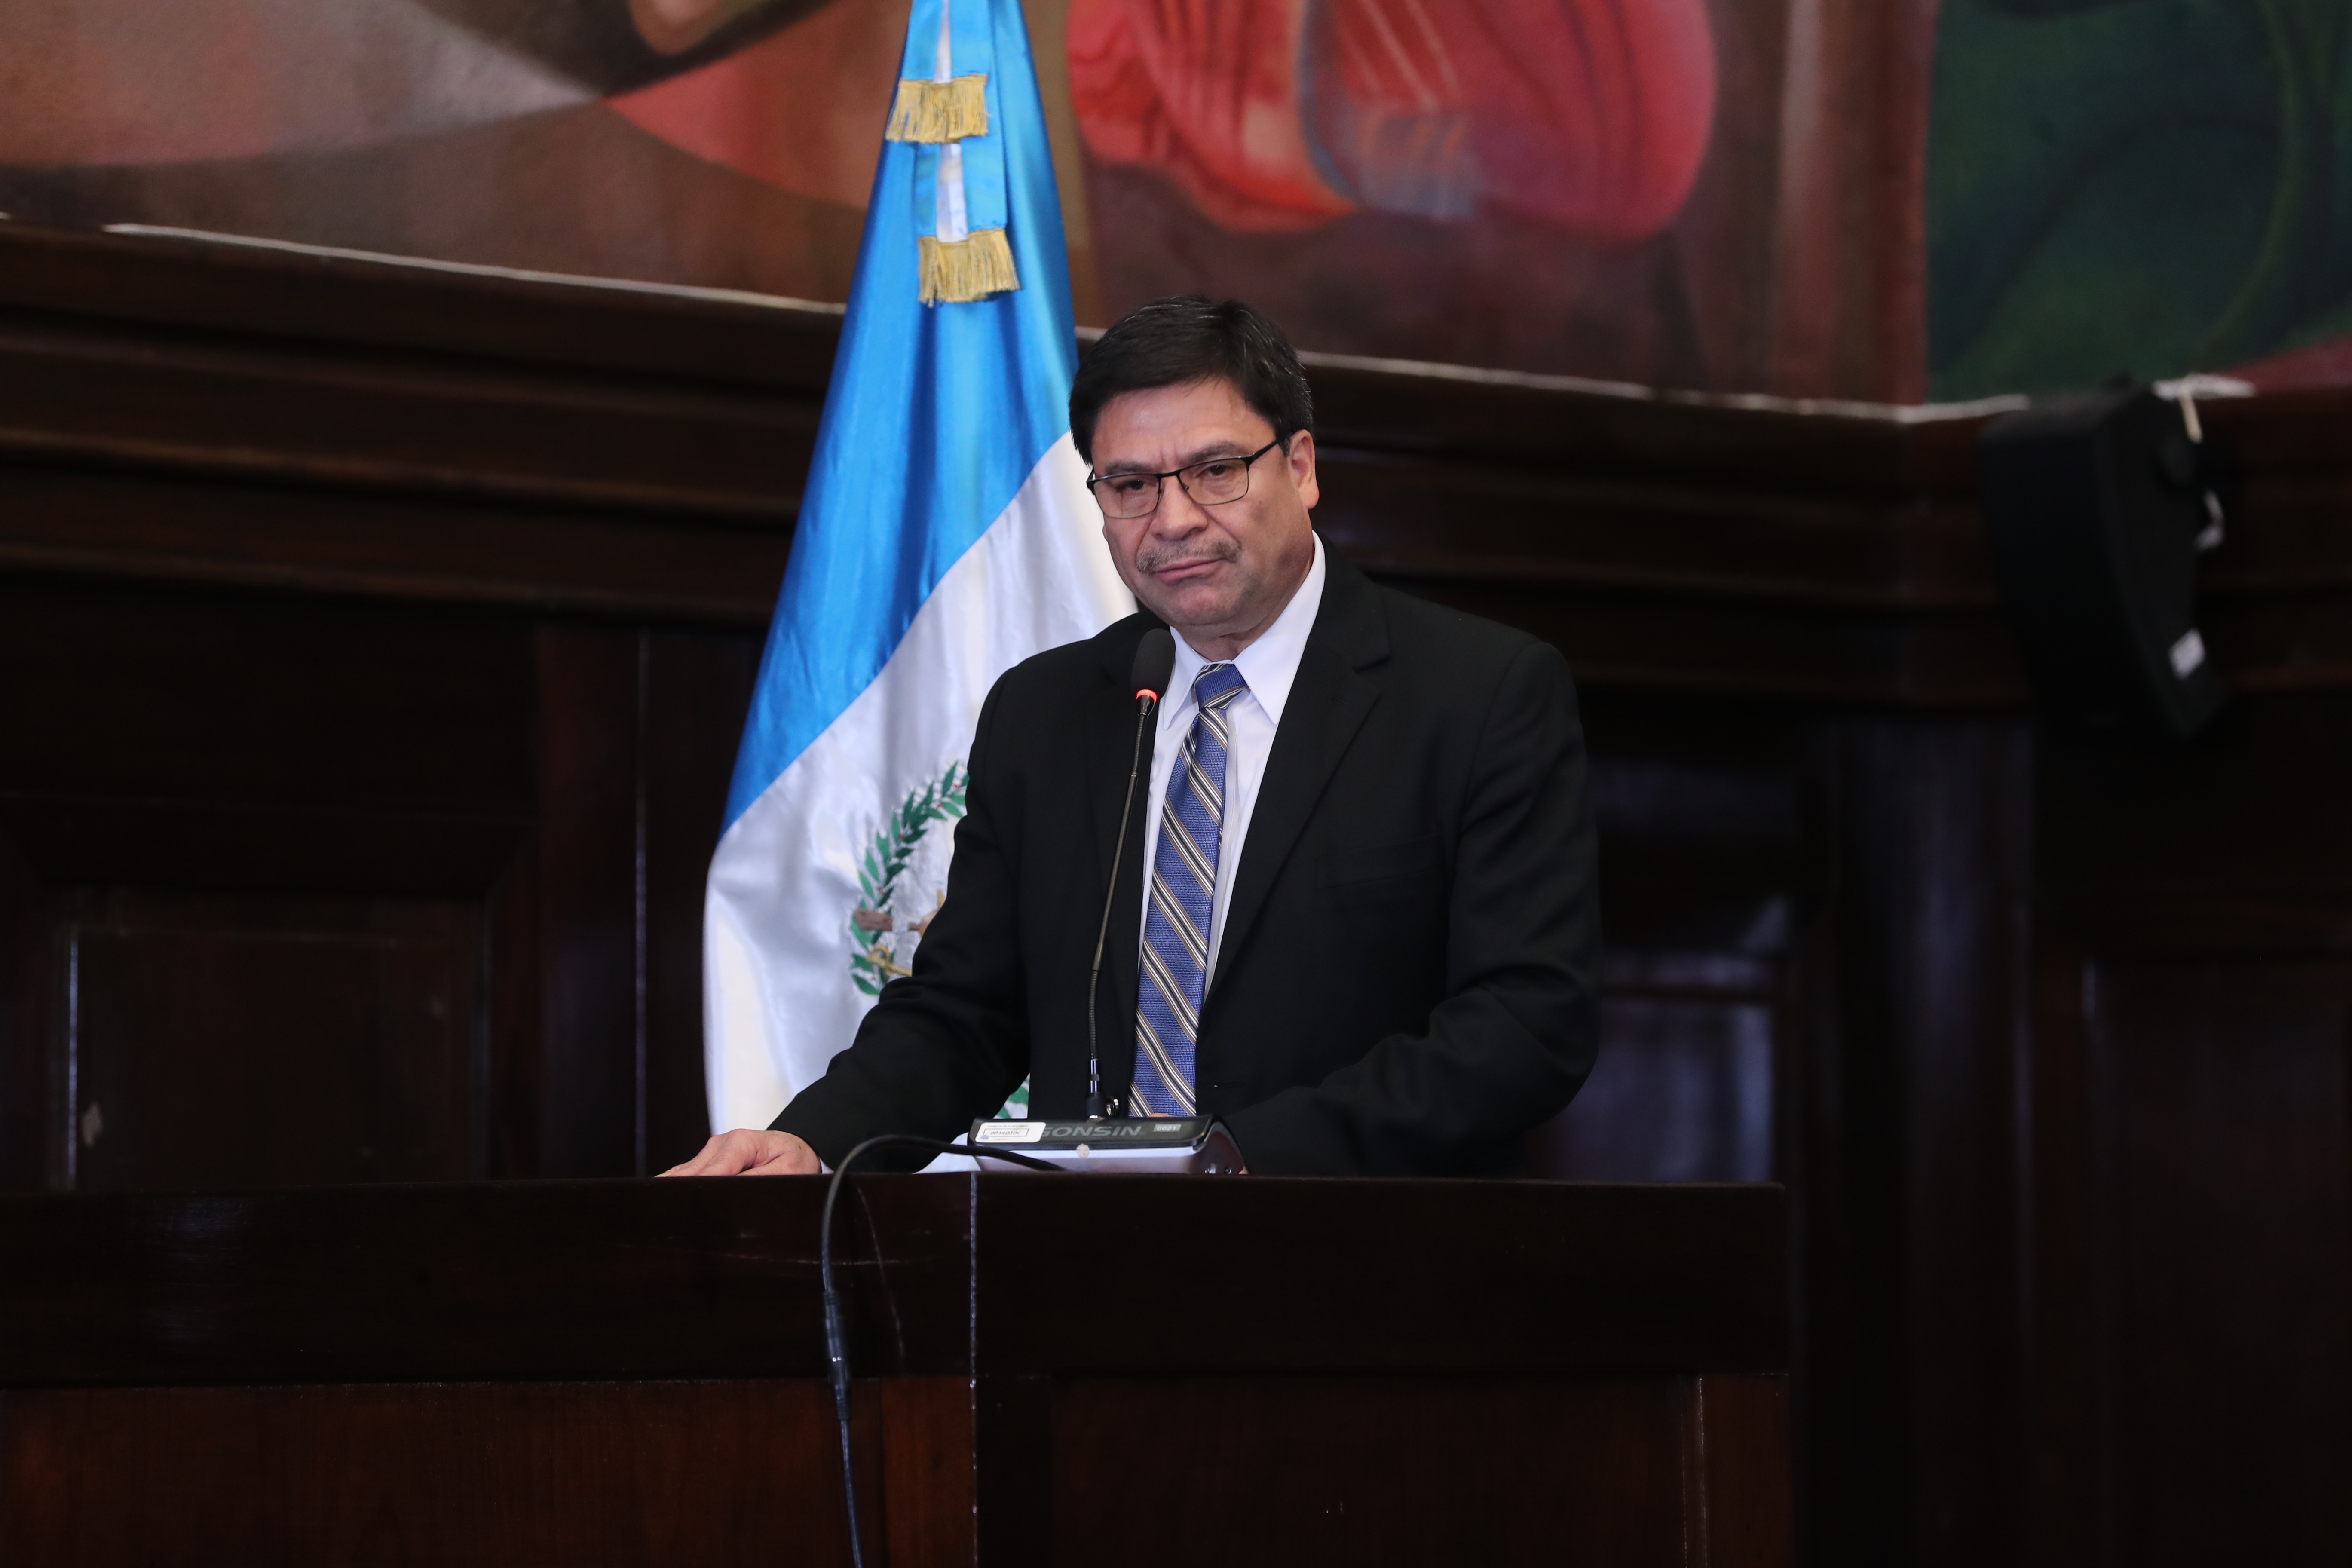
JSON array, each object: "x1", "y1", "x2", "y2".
[{"x1": 0, "y1": 1176, "x2": 1785, "y2": 1386}]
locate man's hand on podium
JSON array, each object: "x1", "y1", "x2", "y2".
[{"x1": 658, "y1": 1129, "x2": 821, "y2": 1176}]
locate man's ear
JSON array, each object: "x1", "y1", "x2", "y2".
[{"x1": 1287, "y1": 430, "x2": 1320, "y2": 510}]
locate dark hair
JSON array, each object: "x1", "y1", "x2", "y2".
[{"x1": 1069, "y1": 295, "x2": 1314, "y2": 465}]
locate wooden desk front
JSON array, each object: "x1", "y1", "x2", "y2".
[{"x1": 0, "y1": 1176, "x2": 1788, "y2": 1566}]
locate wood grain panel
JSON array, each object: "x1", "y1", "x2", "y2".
[
  {"x1": 1316, "y1": 453, "x2": 1993, "y2": 609},
  {"x1": 1801, "y1": 718, "x2": 2033, "y2": 1568},
  {"x1": 0, "y1": 578, "x2": 533, "y2": 817},
  {"x1": 0, "y1": 1179, "x2": 1785, "y2": 1386},
  {"x1": 0, "y1": 1379, "x2": 870, "y2": 1568},
  {"x1": 1538, "y1": 991, "x2": 1777, "y2": 1183},
  {"x1": 976, "y1": 1179, "x2": 1788, "y2": 1376},
  {"x1": 0, "y1": 225, "x2": 843, "y2": 389},
  {"x1": 2041, "y1": 694, "x2": 2352, "y2": 904},
  {"x1": 64, "y1": 889, "x2": 482, "y2": 1190},
  {"x1": 2030, "y1": 680, "x2": 2352, "y2": 1568},
  {"x1": 532, "y1": 626, "x2": 643, "y2": 1179},
  {"x1": 643, "y1": 631, "x2": 763, "y2": 1170},
  {"x1": 1699, "y1": 1375, "x2": 1796, "y2": 1568},
  {"x1": 880, "y1": 1377, "x2": 980, "y2": 1568},
  {"x1": 0, "y1": 466, "x2": 791, "y2": 625},
  {"x1": 0, "y1": 836, "x2": 48, "y2": 1192},
  {"x1": 3, "y1": 216, "x2": 2348, "y2": 1568},
  {"x1": 5, "y1": 221, "x2": 2348, "y2": 709},
  {"x1": 2084, "y1": 958, "x2": 2352, "y2": 1568},
  {"x1": 1049, "y1": 1375, "x2": 1702, "y2": 1568},
  {"x1": 0, "y1": 1179, "x2": 972, "y2": 1385},
  {"x1": 0, "y1": 312, "x2": 811, "y2": 514}
]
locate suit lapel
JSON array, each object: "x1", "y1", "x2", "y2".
[{"x1": 1210, "y1": 551, "x2": 1387, "y2": 1003}]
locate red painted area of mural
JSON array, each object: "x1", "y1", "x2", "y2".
[
  {"x1": 1069, "y1": 0, "x2": 1348, "y2": 232},
  {"x1": 2227, "y1": 336, "x2": 2352, "y2": 394},
  {"x1": 1069, "y1": 0, "x2": 1715, "y2": 241},
  {"x1": 604, "y1": 0, "x2": 905, "y2": 207}
]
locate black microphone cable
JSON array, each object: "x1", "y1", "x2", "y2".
[
  {"x1": 819, "y1": 1135, "x2": 1065, "y2": 1568},
  {"x1": 1086, "y1": 703, "x2": 1153, "y2": 1118},
  {"x1": 1087, "y1": 628, "x2": 1175, "y2": 1117}
]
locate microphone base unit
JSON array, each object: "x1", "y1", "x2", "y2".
[{"x1": 968, "y1": 1117, "x2": 1243, "y2": 1174}]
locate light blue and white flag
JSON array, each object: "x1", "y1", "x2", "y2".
[{"x1": 702, "y1": 0, "x2": 1130, "y2": 1133}]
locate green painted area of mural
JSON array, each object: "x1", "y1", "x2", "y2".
[{"x1": 1929, "y1": 0, "x2": 2352, "y2": 398}]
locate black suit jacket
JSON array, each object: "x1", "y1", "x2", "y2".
[{"x1": 772, "y1": 548, "x2": 1600, "y2": 1174}]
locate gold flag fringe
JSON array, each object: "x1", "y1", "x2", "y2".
[
  {"x1": 885, "y1": 76, "x2": 989, "y2": 143},
  {"x1": 918, "y1": 230, "x2": 1019, "y2": 305}
]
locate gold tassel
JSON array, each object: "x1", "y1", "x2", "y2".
[
  {"x1": 918, "y1": 229, "x2": 1020, "y2": 305},
  {"x1": 885, "y1": 76, "x2": 989, "y2": 143}
]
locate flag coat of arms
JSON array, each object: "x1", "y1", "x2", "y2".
[{"x1": 703, "y1": 0, "x2": 1130, "y2": 1134}]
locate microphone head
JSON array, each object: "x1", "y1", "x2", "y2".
[{"x1": 1130, "y1": 628, "x2": 1176, "y2": 703}]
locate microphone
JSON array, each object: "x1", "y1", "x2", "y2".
[{"x1": 1087, "y1": 628, "x2": 1176, "y2": 1118}]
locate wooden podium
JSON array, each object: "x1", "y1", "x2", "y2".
[{"x1": 0, "y1": 1177, "x2": 1788, "y2": 1565}]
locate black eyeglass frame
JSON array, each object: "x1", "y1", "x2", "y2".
[{"x1": 1084, "y1": 435, "x2": 1289, "y2": 520}]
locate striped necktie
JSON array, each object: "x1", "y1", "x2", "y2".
[{"x1": 1130, "y1": 661, "x2": 1249, "y2": 1116}]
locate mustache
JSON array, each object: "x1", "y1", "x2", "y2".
[{"x1": 1133, "y1": 537, "x2": 1240, "y2": 575}]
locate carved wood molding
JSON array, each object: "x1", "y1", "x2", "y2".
[{"x1": 2, "y1": 224, "x2": 2346, "y2": 702}]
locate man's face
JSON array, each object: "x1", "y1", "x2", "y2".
[{"x1": 1090, "y1": 377, "x2": 1320, "y2": 655}]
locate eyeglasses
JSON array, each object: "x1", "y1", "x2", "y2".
[{"x1": 1086, "y1": 437, "x2": 1286, "y2": 521}]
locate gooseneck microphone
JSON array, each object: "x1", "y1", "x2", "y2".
[{"x1": 1087, "y1": 628, "x2": 1176, "y2": 1118}]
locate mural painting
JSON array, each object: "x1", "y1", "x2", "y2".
[
  {"x1": 1928, "y1": 0, "x2": 2352, "y2": 397},
  {"x1": 2, "y1": 0, "x2": 2347, "y2": 399}
]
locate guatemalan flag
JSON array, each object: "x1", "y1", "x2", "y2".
[{"x1": 702, "y1": 0, "x2": 1130, "y2": 1133}]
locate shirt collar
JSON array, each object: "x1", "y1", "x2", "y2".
[{"x1": 1166, "y1": 533, "x2": 1326, "y2": 727}]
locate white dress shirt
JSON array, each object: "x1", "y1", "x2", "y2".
[{"x1": 1138, "y1": 534, "x2": 1328, "y2": 987}]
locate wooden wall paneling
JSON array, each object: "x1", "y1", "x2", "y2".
[
  {"x1": 1800, "y1": 717, "x2": 2032, "y2": 1568},
  {"x1": 0, "y1": 228, "x2": 829, "y2": 506},
  {"x1": 5, "y1": 219, "x2": 2349, "y2": 1560},
  {"x1": 0, "y1": 1180, "x2": 1784, "y2": 1565},
  {"x1": 2040, "y1": 697, "x2": 2352, "y2": 905},
  {"x1": 0, "y1": 833, "x2": 50, "y2": 1190},
  {"x1": 529, "y1": 624, "x2": 644, "y2": 1179},
  {"x1": 1699, "y1": 1374, "x2": 1798, "y2": 1568},
  {"x1": 500, "y1": 622, "x2": 760, "y2": 1179},
  {"x1": 62, "y1": 888, "x2": 483, "y2": 1191},
  {"x1": 0, "y1": 1379, "x2": 865, "y2": 1568},
  {"x1": 643, "y1": 630, "x2": 763, "y2": 1170},
  {"x1": 0, "y1": 465, "x2": 793, "y2": 626},
  {"x1": 0, "y1": 580, "x2": 750, "y2": 1189},
  {"x1": 878, "y1": 1376, "x2": 980, "y2": 1568},
  {"x1": 0, "y1": 223, "x2": 2336, "y2": 708},
  {"x1": 974, "y1": 1376, "x2": 1054, "y2": 1565},
  {"x1": 1300, "y1": 349, "x2": 1984, "y2": 490},
  {"x1": 0, "y1": 579, "x2": 537, "y2": 897},
  {"x1": 2022, "y1": 935, "x2": 2098, "y2": 1568},
  {"x1": 485, "y1": 834, "x2": 542, "y2": 1179},
  {"x1": 2080, "y1": 957, "x2": 2352, "y2": 1567},
  {"x1": 1309, "y1": 362, "x2": 2031, "y2": 710},
  {"x1": 0, "y1": 580, "x2": 541, "y2": 1189},
  {"x1": 1313, "y1": 449, "x2": 1984, "y2": 607},
  {"x1": 1049, "y1": 1374, "x2": 1695, "y2": 1567},
  {"x1": 1543, "y1": 968, "x2": 1780, "y2": 1183},
  {"x1": 0, "y1": 226, "x2": 845, "y2": 390},
  {"x1": 0, "y1": 224, "x2": 807, "y2": 630},
  {"x1": 0, "y1": 1179, "x2": 1771, "y2": 1385},
  {"x1": 976, "y1": 1180, "x2": 1787, "y2": 1378},
  {"x1": 2034, "y1": 693, "x2": 2352, "y2": 1568},
  {"x1": 1534, "y1": 694, "x2": 1811, "y2": 1184},
  {"x1": 0, "y1": 307, "x2": 808, "y2": 516},
  {"x1": 1578, "y1": 696, "x2": 1815, "y2": 953}
]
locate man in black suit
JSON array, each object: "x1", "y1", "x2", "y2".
[{"x1": 666, "y1": 297, "x2": 1598, "y2": 1177}]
